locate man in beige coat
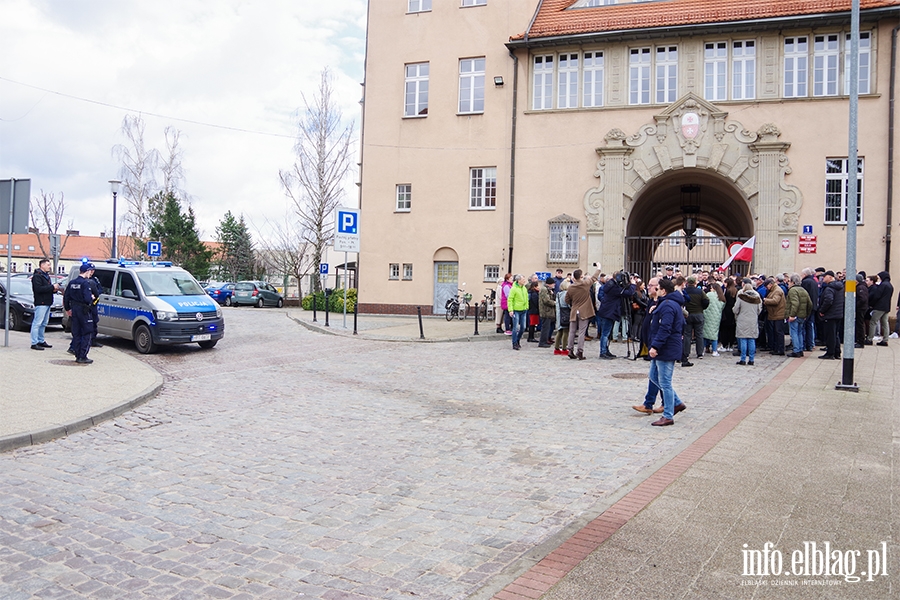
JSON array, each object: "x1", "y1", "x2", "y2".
[
  {"x1": 763, "y1": 278, "x2": 786, "y2": 355},
  {"x1": 566, "y1": 266, "x2": 601, "y2": 360}
]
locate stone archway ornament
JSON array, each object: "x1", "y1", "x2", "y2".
[{"x1": 583, "y1": 93, "x2": 803, "y2": 275}]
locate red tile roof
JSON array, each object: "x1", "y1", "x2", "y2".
[{"x1": 514, "y1": 0, "x2": 900, "y2": 41}]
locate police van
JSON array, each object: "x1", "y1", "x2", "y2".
[{"x1": 63, "y1": 260, "x2": 225, "y2": 354}]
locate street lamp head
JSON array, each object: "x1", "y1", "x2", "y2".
[{"x1": 109, "y1": 179, "x2": 121, "y2": 194}]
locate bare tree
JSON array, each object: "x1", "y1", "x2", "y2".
[
  {"x1": 112, "y1": 114, "x2": 159, "y2": 239},
  {"x1": 257, "y1": 213, "x2": 314, "y2": 298},
  {"x1": 279, "y1": 68, "x2": 354, "y2": 292},
  {"x1": 156, "y1": 126, "x2": 187, "y2": 223},
  {"x1": 29, "y1": 190, "x2": 72, "y2": 272}
]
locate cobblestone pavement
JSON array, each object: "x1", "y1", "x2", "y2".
[{"x1": 0, "y1": 309, "x2": 786, "y2": 599}]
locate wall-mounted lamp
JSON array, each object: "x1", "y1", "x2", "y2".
[{"x1": 493, "y1": 76, "x2": 504, "y2": 87}]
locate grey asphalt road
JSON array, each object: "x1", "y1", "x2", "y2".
[{"x1": 0, "y1": 307, "x2": 784, "y2": 599}]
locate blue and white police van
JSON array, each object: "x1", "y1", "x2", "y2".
[{"x1": 63, "y1": 260, "x2": 225, "y2": 354}]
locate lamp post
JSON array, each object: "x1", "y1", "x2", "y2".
[{"x1": 109, "y1": 179, "x2": 121, "y2": 259}]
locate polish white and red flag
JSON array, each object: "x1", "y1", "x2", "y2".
[{"x1": 718, "y1": 236, "x2": 756, "y2": 271}]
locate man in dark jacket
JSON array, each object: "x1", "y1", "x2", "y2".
[
  {"x1": 800, "y1": 268, "x2": 819, "y2": 351},
  {"x1": 817, "y1": 270, "x2": 844, "y2": 360},
  {"x1": 596, "y1": 271, "x2": 635, "y2": 359},
  {"x1": 647, "y1": 279, "x2": 687, "y2": 426},
  {"x1": 867, "y1": 271, "x2": 894, "y2": 346},
  {"x1": 854, "y1": 273, "x2": 869, "y2": 348},
  {"x1": 681, "y1": 276, "x2": 709, "y2": 366},
  {"x1": 30, "y1": 258, "x2": 59, "y2": 350},
  {"x1": 64, "y1": 263, "x2": 96, "y2": 364},
  {"x1": 538, "y1": 277, "x2": 556, "y2": 348}
]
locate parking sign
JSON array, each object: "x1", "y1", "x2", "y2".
[
  {"x1": 334, "y1": 208, "x2": 360, "y2": 253},
  {"x1": 147, "y1": 241, "x2": 162, "y2": 257},
  {"x1": 320, "y1": 263, "x2": 329, "y2": 275}
]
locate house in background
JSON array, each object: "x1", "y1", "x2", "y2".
[{"x1": 358, "y1": 0, "x2": 900, "y2": 313}]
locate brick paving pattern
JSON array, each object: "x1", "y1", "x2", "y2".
[{"x1": 1, "y1": 310, "x2": 784, "y2": 599}]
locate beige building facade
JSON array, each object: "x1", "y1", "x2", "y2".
[{"x1": 358, "y1": 0, "x2": 900, "y2": 314}]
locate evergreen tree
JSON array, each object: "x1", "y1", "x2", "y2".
[
  {"x1": 215, "y1": 211, "x2": 256, "y2": 281},
  {"x1": 144, "y1": 192, "x2": 212, "y2": 280}
]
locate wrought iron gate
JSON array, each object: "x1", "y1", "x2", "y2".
[{"x1": 624, "y1": 235, "x2": 750, "y2": 278}]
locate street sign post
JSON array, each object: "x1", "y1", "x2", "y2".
[
  {"x1": 334, "y1": 208, "x2": 360, "y2": 329},
  {"x1": 2, "y1": 178, "x2": 31, "y2": 348}
]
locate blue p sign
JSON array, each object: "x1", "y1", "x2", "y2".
[
  {"x1": 320, "y1": 263, "x2": 329, "y2": 275},
  {"x1": 338, "y1": 210, "x2": 358, "y2": 234},
  {"x1": 147, "y1": 241, "x2": 162, "y2": 257}
]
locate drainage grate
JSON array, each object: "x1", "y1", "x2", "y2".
[{"x1": 611, "y1": 372, "x2": 647, "y2": 380}]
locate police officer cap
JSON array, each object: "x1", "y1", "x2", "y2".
[{"x1": 79, "y1": 262, "x2": 95, "y2": 273}]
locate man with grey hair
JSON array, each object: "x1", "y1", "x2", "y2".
[
  {"x1": 800, "y1": 267, "x2": 819, "y2": 352},
  {"x1": 786, "y1": 273, "x2": 812, "y2": 357}
]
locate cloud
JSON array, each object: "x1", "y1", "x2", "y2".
[{"x1": 0, "y1": 0, "x2": 366, "y2": 242}]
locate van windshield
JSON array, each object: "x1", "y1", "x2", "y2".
[{"x1": 137, "y1": 271, "x2": 206, "y2": 296}]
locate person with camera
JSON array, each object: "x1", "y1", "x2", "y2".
[{"x1": 596, "y1": 270, "x2": 636, "y2": 359}]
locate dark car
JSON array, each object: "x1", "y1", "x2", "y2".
[
  {"x1": 205, "y1": 282, "x2": 236, "y2": 306},
  {"x1": 0, "y1": 274, "x2": 65, "y2": 331},
  {"x1": 232, "y1": 281, "x2": 284, "y2": 308}
]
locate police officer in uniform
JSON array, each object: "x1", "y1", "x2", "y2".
[
  {"x1": 64, "y1": 263, "x2": 96, "y2": 364},
  {"x1": 88, "y1": 273, "x2": 103, "y2": 347}
]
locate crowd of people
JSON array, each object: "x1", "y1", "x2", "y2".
[{"x1": 492, "y1": 265, "x2": 896, "y2": 425}]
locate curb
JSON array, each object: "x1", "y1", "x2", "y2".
[
  {"x1": 287, "y1": 312, "x2": 508, "y2": 343},
  {"x1": 0, "y1": 372, "x2": 164, "y2": 454}
]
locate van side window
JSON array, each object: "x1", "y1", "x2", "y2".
[
  {"x1": 94, "y1": 269, "x2": 115, "y2": 295},
  {"x1": 116, "y1": 272, "x2": 140, "y2": 298}
]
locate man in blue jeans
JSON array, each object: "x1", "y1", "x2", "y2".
[
  {"x1": 647, "y1": 278, "x2": 687, "y2": 426},
  {"x1": 30, "y1": 258, "x2": 59, "y2": 350},
  {"x1": 786, "y1": 273, "x2": 812, "y2": 357}
]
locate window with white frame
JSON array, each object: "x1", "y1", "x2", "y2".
[
  {"x1": 548, "y1": 221, "x2": 579, "y2": 263},
  {"x1": 656, "y1": 46, "x2": 678, "y2": 103},
  {"x1": 844, "y1": 32, "x2": 871, "y2": 94},
  {"x1": 396, "y1": 184, "x2": 411, "y2": 212},
  {"x1": 469, "y1": 167, "x2": 497, "y2": 209},
  {"x1": 484, "y1": 264, "x2": 500, "y2": 282},
  {"x1": 28, "y1": 245, "x2": 35, "y2": 251},
  {"x1": 784, "y1": 37, "x2": 808, "y2": 98},
  {"x1": 629, "y1": 48, "x2": 651, "y2": 105},
  {"x1": 825, "y1": 158, "x2": 863, "y2": 224},
  {"x1": 558, "y1": 53, "x2": 579, "y2": 109},
  {"x1": 704, "y1": 42, "x2": 727, "y2": 101},
  {"x1": 813, "y1": 34, "x2": 840, "y2": 96},
  {"x1": 58, "y1": 265, "x2": 66, "y2": 274},
  {"x1": 461, "y1": 0, "x2": 486, "y2": 5},
  {"x1": 389, "y1": 263, "x2": 400, "y2": 280},
  {"x1": 579, "y1": 0, "x2": 618, "y2": 5},
  {"x1": 459, "y1": 57, "x2": 485, "y2": 113},
  {"x1": 583, "y1": 51, "x2": 604, "y2": 107},
  {"x1": 408, "y1": 0, "x2": 431, "y2": 12},
  {"x1": 25, "y1": 262, "x2": 33, "y2": 272},
  {"x1": 732, "y1": 40, "x2": 756, "y2": 100},
  {"x1": 402, "y1": 263, "x2": 413, "y2": 280},
  {"x1": 533, "y1": 55, "x2": 554, "y2": 110},
  {"x1": 404, "y1": 63, "x2": 429, "y2": 117}
]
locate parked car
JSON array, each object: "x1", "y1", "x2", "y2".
[
  {"x1": 232, "y1": 281, "x2": 284, "y2": 308},
  {"x1": 205, "y1": 282, "x2": 236, "y2": 306},
  {"x1": 0, "y1": 274, "x2": 65, "y2": 331}
]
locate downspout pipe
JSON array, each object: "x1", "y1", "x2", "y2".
[
  {"x1": 886, "y1": 21, "x2": 900, "y2": 272},
  {"x1": 507, "y1": 49, "x2": 518, "y2": 275}
]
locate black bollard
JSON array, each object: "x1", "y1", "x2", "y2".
[
  {"x1": 312, "y1": 292, "x2": 317, "y2": 323},
  {"x1": 417, "y1": 306, "x2": 425, "y2": 339},
  {"x1": 473, "y1": 303, "x2": 479, "y2": 335},
  {"x1": 353, "y1": 295, "x2": 358, "y2": 335},
  {"x1": 324, "y1": 289, "x2": 331, "y2": 327}
]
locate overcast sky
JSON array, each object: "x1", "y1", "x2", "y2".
[{"x1": 0, "y1": 0, "x2": 367, "y2": 242}]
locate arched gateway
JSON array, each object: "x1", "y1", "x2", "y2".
[{"x1": 583, "y1": 93, "x2": 803, "y2": 277}]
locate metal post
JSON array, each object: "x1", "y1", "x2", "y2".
[
  {"x1": 838, "y1": 0, "x2": 861, "y2": 392},
  {"x1": 353, "y1": 292, "x2": 358, "y2": 335},
  {"x1": 417, "y1": 306, "x2": 425, "y2": 339},
  {"x1": 4, "y1": 178, "x2": 13, "y2": 348},
  {"x1": 474, "y1": 302, "x2": 479, "y2": 335},
  {"x1": 343, "y1": 251, "x2": 348, "y2": 329},
  {"x1": 324, "y1": 289, "x2": 330, "y2": 327},
  {"x1": 312, "y1": 289, "x2": 317, "y2": 322}
]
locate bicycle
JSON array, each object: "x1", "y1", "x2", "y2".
[
  {"x1": 445, "y1": 288, "x2": 470, "y2": 321},
  {"x1": 477, "y1": 288, "x2": 496, "y2": 322}
]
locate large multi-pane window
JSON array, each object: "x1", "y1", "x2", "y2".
[
  {"x1": 704, "y1": 42, "x2": 727, "y2": 101},
  {"x1": 733, "y1": 40, "x2": 756, "y2": 100},
  {"x1": 484, "y1": 264, "x2": 500, "y2": 282},
  {"x1": 396, "y1": 184, "x2": 411, "y2": 212},
  {"x1": 825, "y1": 158, "x2": 864, "y2": 224},
  {"x1": 629, "y1": 48, "x2": 652, "y2": 104},
  {"x1": 583, "y1": 51, "x2": 604, "y2": 107},
  {"x1": 469, "y1": 167, "x2": 497, "y2": 209},
  {"x1": 784, "y1": 37, "x2": 809, "y2": 98},
  {"x1": 656, "y1": 46, "x2": 678, "y2": 103},
  {"x1": 408, "y1": 0, "x2": 431, "y2": 12},
  {"x1": 459, "y1": 58, "x2": 485, "y2": 114},
  {"x1": 845, "y1": 32, "x2": 871, "y2": 94},
  {"x1": 813, "y1": 34, "x2": 840, "y2": 96},
  {"x1": 558, "y1": 53, "x2": 579, "y2": 109},
  {"x1": 533, "y1": 55, "x2": 554, "y2": 110},
  {"x1": 549, "y1": 221, "x2": 579, "y2": 263},
  {"x1": 404, "y1": 63, "x2": 429, "y2": 117}
]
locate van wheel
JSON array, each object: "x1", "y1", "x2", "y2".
[
  {"x1": 134, "y1": 324, "x2": 157, "y2": 354},
  {"x1": 256, "y1": 298, "x2": 264, "y2": 308},
  {"x1": 198, "y1": 340, "x2": 218, "y2": 349}
]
